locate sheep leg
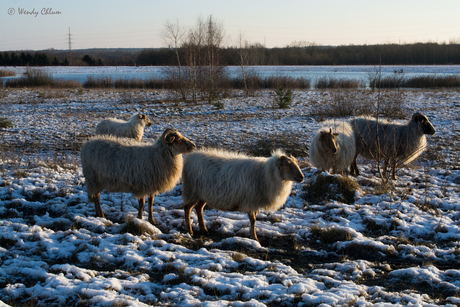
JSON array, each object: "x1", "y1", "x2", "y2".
[
  {"x1": 137, "y1": 197, "x2": 145, "y2": 220},
  {"x1": 147, "y1": 196, "x2": 155, "y2": 225},
  {"x1": 350, "y1": 155, "x2": 360, "y2": 176},
  {"x1": 92, "y1": 193, "x2": 105, "y2": 218},
  {"x1": 195, "y1": 200, "x2": 208, "y2": 233},
  {"x1": 184, "y1": 202, "x2": 196, "y2": 235},
  {"x1": 248, "y1": 211, "x2": 258, "y2": 241}
]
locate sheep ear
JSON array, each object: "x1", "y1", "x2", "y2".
[
  {"x1": 412, "y1": 113, "x2": 425, "y2": 123},
  {"x1": 164, "y1": 134, "x2": 175, "y2": 144},
  {"x1": 277, "y1": 156, "x2": 288, "y2": 168}
]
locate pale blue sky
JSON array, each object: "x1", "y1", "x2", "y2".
[{"x1": 1, "y1": 0, "x2": 459, "y2": 51}]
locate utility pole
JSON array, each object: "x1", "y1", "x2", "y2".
[
  {"x1": 67, "y1": 27, "x2": 72, "y2": 51},
  {"x1": 67, "y1": 27, "x2": 73, "y2": 65}
]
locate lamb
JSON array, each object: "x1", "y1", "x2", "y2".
[
  {"x1": 349, "y1": 112, "x2": 436, "y2": 179},
  {"x1": 309, "y1": 120, "x2": 356, "y2": 175},
  {"x1": 95, "y1": 113, "x2": 153, "y2": 142},
  {"x1": 81, "y1": 128, "x2": 196, "y2": 224},
  {"x1": 181, "y1": 148, "x2": 304, "y2": 242}
]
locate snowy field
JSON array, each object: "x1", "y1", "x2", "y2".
[
  {"x1": 3, "y1": 65, "x2": 460, "y2": 84},
  {"x1": 0, "y1": 87, "x2": 460, "y2": 306}
]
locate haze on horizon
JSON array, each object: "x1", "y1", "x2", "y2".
[{"x1": 1, "y1": 0, "x2": 459, "y2": 51}]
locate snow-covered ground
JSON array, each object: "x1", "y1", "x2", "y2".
[{"x1": 0, "y1": 87, "x2": 459, "y2": 306}]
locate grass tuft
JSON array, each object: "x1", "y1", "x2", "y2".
[
  {"x1": 310, "y1": 225, "x2": 353, "y2": 244},
  {"x1": 302, "y1": 172, "x2": 361, "y2": 205},
  {"x1": 121, "y1": 216, "x2": 156, "y2": 236},
  {"x1": 0, "y1": 117, "x2": 13, "y2": 128}
]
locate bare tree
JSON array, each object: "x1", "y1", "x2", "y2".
[
  {"x1": 235, "y1": 31, "x2": 250, "y2": 97},
  {"x1": 184, "y1": 18, "x2": 206, "y2": 103},
  {"x1": 161, "y1": 19, "x2": 186, "y2": 101},
  {"x1": 203, "y1": 15, "x2": 226, "y2": 103}
]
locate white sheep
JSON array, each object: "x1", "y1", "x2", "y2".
[
  {"x1": 349, "y1": 112, "x2": 436, "y2": 179},
  {"x1": 181, "y1": 148, "x2": 304, "y2": 242},
  {"x1": 309, "y1": 120, "x2": 356, "y2": 175},
  {"x1": 95, "y1": 113, "x2": 153, "y2": 142},
  {"x1": 81, "y1": 128, "x2": 196, "y2": 224}
]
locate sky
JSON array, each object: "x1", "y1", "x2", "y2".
[{"x1": 1, "y1": 0, "x2": 459, "y2": 51}]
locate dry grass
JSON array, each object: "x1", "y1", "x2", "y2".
[
  {"x1": 370, "y1": 74, "x2": 460, "y2": 89},
  {"x1": 311, "y1": 89, "x2": 407, "y2": 119},
  {"x1": 310, "y1": 225, "x2": 353, "y2": 243},
  {"x1": 5, "y1": 68, "x2": 80, "y2": 88},
  {"x1": 302, "y1": 172, "x2": 361, "y2": 205},
  {"x1": 0, "y1": 117, "x2": 13, "y2": 129},
  {"x1": 0, "y1": 69, "x2": 16, "y2": 77},
  {"x1": 121, "y1": 216, "x2": 156, "y2": 236},
  {"x1": 246, "y1": 132, "x2": 308, "y2": 158},
  {"x1": 315, "y1": 77, "x2": 363, "y2": 89}
]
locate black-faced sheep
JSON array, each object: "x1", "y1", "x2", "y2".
[
  {"x1": 95, "y1": 113, "x2": 153, "y2": 142},
  {"x1": 349, "y1": 112, "x2": 436, "y2": 179},
  {"x1": 81, "y1": 128, "x2": 196, "y2": 224},
  {"x1": 309, "y1": 120, "x2": 356, "y2": 175},
  {"x1": 181, "y1": 149, "x2": 304, "y2": 242}
]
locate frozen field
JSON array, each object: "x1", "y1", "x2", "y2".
[
  {"x1": 0, "y1": 87, "x2": 460, "y2": 306},
  {"x1": 3, "y1": 65, "x2": 460, "y2": 84}
]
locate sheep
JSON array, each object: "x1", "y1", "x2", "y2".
[
  {"x1": 95, "y1": 113, "x2": 153, "y2": 142},
  {"x1": 81, "y1": 128, "x2": 196, "y2": 224},
  {"x1": 349, "y1": 112, "x2": 436, "y2": 179},
  {"x1": 309, "y1": 120, "x2": 356, "y2": 175},
  {"x1": 181, "y1": 148, "x2": 304, "y2": 242}
]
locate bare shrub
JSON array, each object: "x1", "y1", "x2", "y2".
[
  {"x1": 311, "y1": 90, "x2": 374, "y2": 118},
  {"x1": 5, "y1": 67, "x2": 52, "y2": 88}
]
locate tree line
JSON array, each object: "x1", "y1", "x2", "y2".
[{"x1": 1, "y1": 42, "x2": 460, "y2": 67}]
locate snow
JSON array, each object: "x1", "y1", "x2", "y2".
[{"x1": 0, "y1": 78, "x2": 460, "y2": 306}]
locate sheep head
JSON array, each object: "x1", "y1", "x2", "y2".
[
  {"x1": 138, "y1": 114, "x2": 153, "y2": 127},
  {"x1": 412, "y1": 113, "x2": 435, "y2": 135},
  {"x1": 161, "y1": 128, "x2": 196, "y2": 154},
  {"x1": 319, "y1": 128, "x2": 339, "y2": 154},
  {"x1": 277, "y1": 154, "x2": 304, "y2": 183}
]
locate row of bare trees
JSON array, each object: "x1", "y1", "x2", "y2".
[{"x1": 162, "y1": 16, "x2": 231, "y2": 103}]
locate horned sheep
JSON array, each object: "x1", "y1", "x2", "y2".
[
  {"x1": 181, "y1": 148, "x2": 304, "y2": 242},
  {"x1": 95, "y1": 113, "x2": 153, "y2": 142},
  {"x1": 349, "y1": 112, "x2": 436, "y2": 179},
  {"x1": 81, "y1": 128, "x2": 196, "y2": 224},
  {"x1": 309, "y1": 120, "x2": 356, "y2": 175}
]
